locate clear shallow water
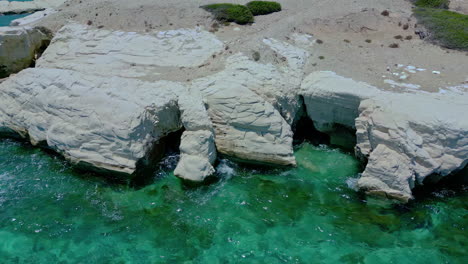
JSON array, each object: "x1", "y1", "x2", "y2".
[
  {"x1": 0, "y1": 0, "x2": 34, "y2": 27},
  {"x1": 0, "y1": 140, "x2": 466, "y2": 263},
  {"x1": 0, "y1": 13, "x2": 30, "y2": 27}
]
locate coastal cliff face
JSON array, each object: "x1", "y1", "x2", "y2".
[
  {"x1": 0, "y1": 68, "x2": 183, "y2": 174},
  {"x1": 301, "y1": 71, "x2": 468, "y2": 202},
  {"x1": 0, "y1": 23, "x2": 466, "y2": 201},
  {"x1": 0, "y1": 26, "x2": 50, "y2": 78}
]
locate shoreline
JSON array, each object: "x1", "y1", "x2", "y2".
[{"x1": 0, "y1": 0, "x2": 467, "y2": 202}]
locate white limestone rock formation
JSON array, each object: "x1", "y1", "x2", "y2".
[
  {"x1": 9, "y1": 9, "x2": 56, "y2": 27},
  {"x1": 356, "y1": 93, "x2": 468, "y2": 202},
  {"x1": 301, "y1": 71, "x2": 382, "y2": 132},
  {"x1": 175, "y1": 91, "x2": 217, "y2": 182},
  {"x1": 181, "y1": 43, "x2": 308, "y2": 168},
  {"x1": 192, "y1": 64, "x2": 296, "y2": 166},
  {"x1": 36, "y1": 23, "x2": 224, "y2": 79},
  {"x1": 0, "y1": 68, "x2": 183, "y2": 175},
  {"x1": 0, "y1": 26, "x2": 51, "y2": 78},
  {"x1": 301, "y1": 71, "x2": 468, "y2": 202},
  {"x1": 259, "y1": 38, "x2": 309, "y2": 124},
  {"x1": 34, "y1": 23, "x2": 298, "y2": 168},
  {"x1": 1, "y1": 21, "x2": 466, "y2": 200},
  {"x1": 0, "y1": 0, "x2": 64, "y2": 14}
]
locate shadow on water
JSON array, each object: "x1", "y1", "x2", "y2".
[{"x1": 411, "y1": 165, "x2": 468, "y2": 202}]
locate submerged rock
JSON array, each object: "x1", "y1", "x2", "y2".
[{"x1": 0, "y1": 26, "x2": 51, "y2": 78}]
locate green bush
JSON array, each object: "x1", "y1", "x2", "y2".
[
  {"x1": 414, "y1": 7, "x2": 468, "y2": 50},
  {"x1": 414, "y1": 0, "x2": 450, "y2": 9},
  {"x1": 202, "y1": 4, "x2": 254, "y2": 25},
  {"x1": 246, "y1": 1, "x2": 282, "y2": 16}
]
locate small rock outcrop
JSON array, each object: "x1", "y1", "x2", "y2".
[
  {"x1": 9, "y1": 9, "x2": 56, "y2": 27},
  {"x1": 0, "y1": 68, "x2": 183, "y2": 175},
  {"x1": 0, "y1": 26, "x2": 51, "y2": 78},
  {"x1": 175, "y1": 91, "x2": 217, "y2": 182},
  {"x1": 0, "y1": 0, "x2": 65, "y2": 14}
]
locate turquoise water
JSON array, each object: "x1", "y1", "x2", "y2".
[
  {"x1": 0, "y1": 0, "x2": 34, "y2": 26},
  {"x1": 0, "y1": 139, "x2": 466, "y2": 263},
  {"x1": 0, "y1": 13, "x2": 30, "y2": 27}
]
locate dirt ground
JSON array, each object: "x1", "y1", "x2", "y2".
[{"x1": 37, "y1": 0, "x2": 468, "y2": 92}]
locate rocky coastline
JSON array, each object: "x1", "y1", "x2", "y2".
[{"x1": 0, "y1": 0, "x2": 467, "y2": 202}]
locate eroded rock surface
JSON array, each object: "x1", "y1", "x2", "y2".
[
  {"x1": 356, "y1": 92, "x2": 468, "y2": 201},
  {"x1": 0, "y1": 68, "x2": 183, "y2": 175},
  {"x1": 9, "y1": 9, "x2": 57, "y2": 27},
  {"x1": 175, "y1": 90, "x2": 217, "y2": 182},
  {"x1": 1, "y1": 22, "x2": 466, "y2": 199},
  {"x1": 36, "y1": 23, "x2": 224, "y2": 79},
  {"x1": 301, "y1": 71, "x2": 381, "y2": 132},
  {"x1": 301, "y1": 71, "x2": 468, "y2": 201},
  {"x1": 0, "y1": 26, "x2": 51, "y2": 78},
  {"x1": 0, "y1": 0, "x2": 65, "y2": 14},
  {"x1": 192, "y1": 70, "x2": 296, "y2": 166}
]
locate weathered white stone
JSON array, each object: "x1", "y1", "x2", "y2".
[
  {"x1": 301, "y1": 71, "x2": 468, "y2": 201},
  {"x1": 260, "y1": 38, "x2": 309, "y2": 124},
  {"x1": 0, "y1": 68, "x2": 184, "y2": 175},
  {"x1": 192, "y1": 65, "x2": 296, "y2": 166},
  {"x1": 1, "y1": 21, "x2": 466, "y2": 199},
  {"x1": 174, "y1": 130, "x2": 216, "y2": 182},
  {"x1": 0, "y1": 0, "x2": 64, "y2": 14},
  {"x1": 301, "y1": 71, "x2": 382, "y2": 132},
  {"x1": 9, "y1": 8, "x2": 56, "y2": 26},
  {"x1": 177, "y1": 90, "x2": 212, "y2": 132},
  {"x1": 356, "y1": 92, "x2": 468, "y2": 201},
  {"x1": 36, "y1": 23, "x2": 224, "y2": 79},
  {"x1": 0, "y1": 26, "x2": 50, "y2": 77},
  {"x1": 174, "y1": 90, "x2": 217, "y2": 182}
]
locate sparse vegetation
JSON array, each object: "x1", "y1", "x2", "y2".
[
  {"x1": 415, "y1": 0, "x2": 450, "y2": 9},
  {"x1": 389, "y1": 43, "x2": 400, "y2": 48},
  {"x1": 316, "y1": 39, "x2": 323, "y2": 44},
  {"x1": 414, "y1": 7, "x2": 468, "y2": 50},
  {"x1": 201, "y1": 1, "x2": 281, "y2": 25},
  {"x1": 202, "y1": 3, "x2": 254, "y2": 25},
  {"x1": 365, "y1": 39, "x2": 372, "y2": 43},
  {"x1": 381, "y1": 10, "x2": 389, "y2": 16},
  {"x1": 246, "y1": 1, "x2": 282, "y2": 16}
]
